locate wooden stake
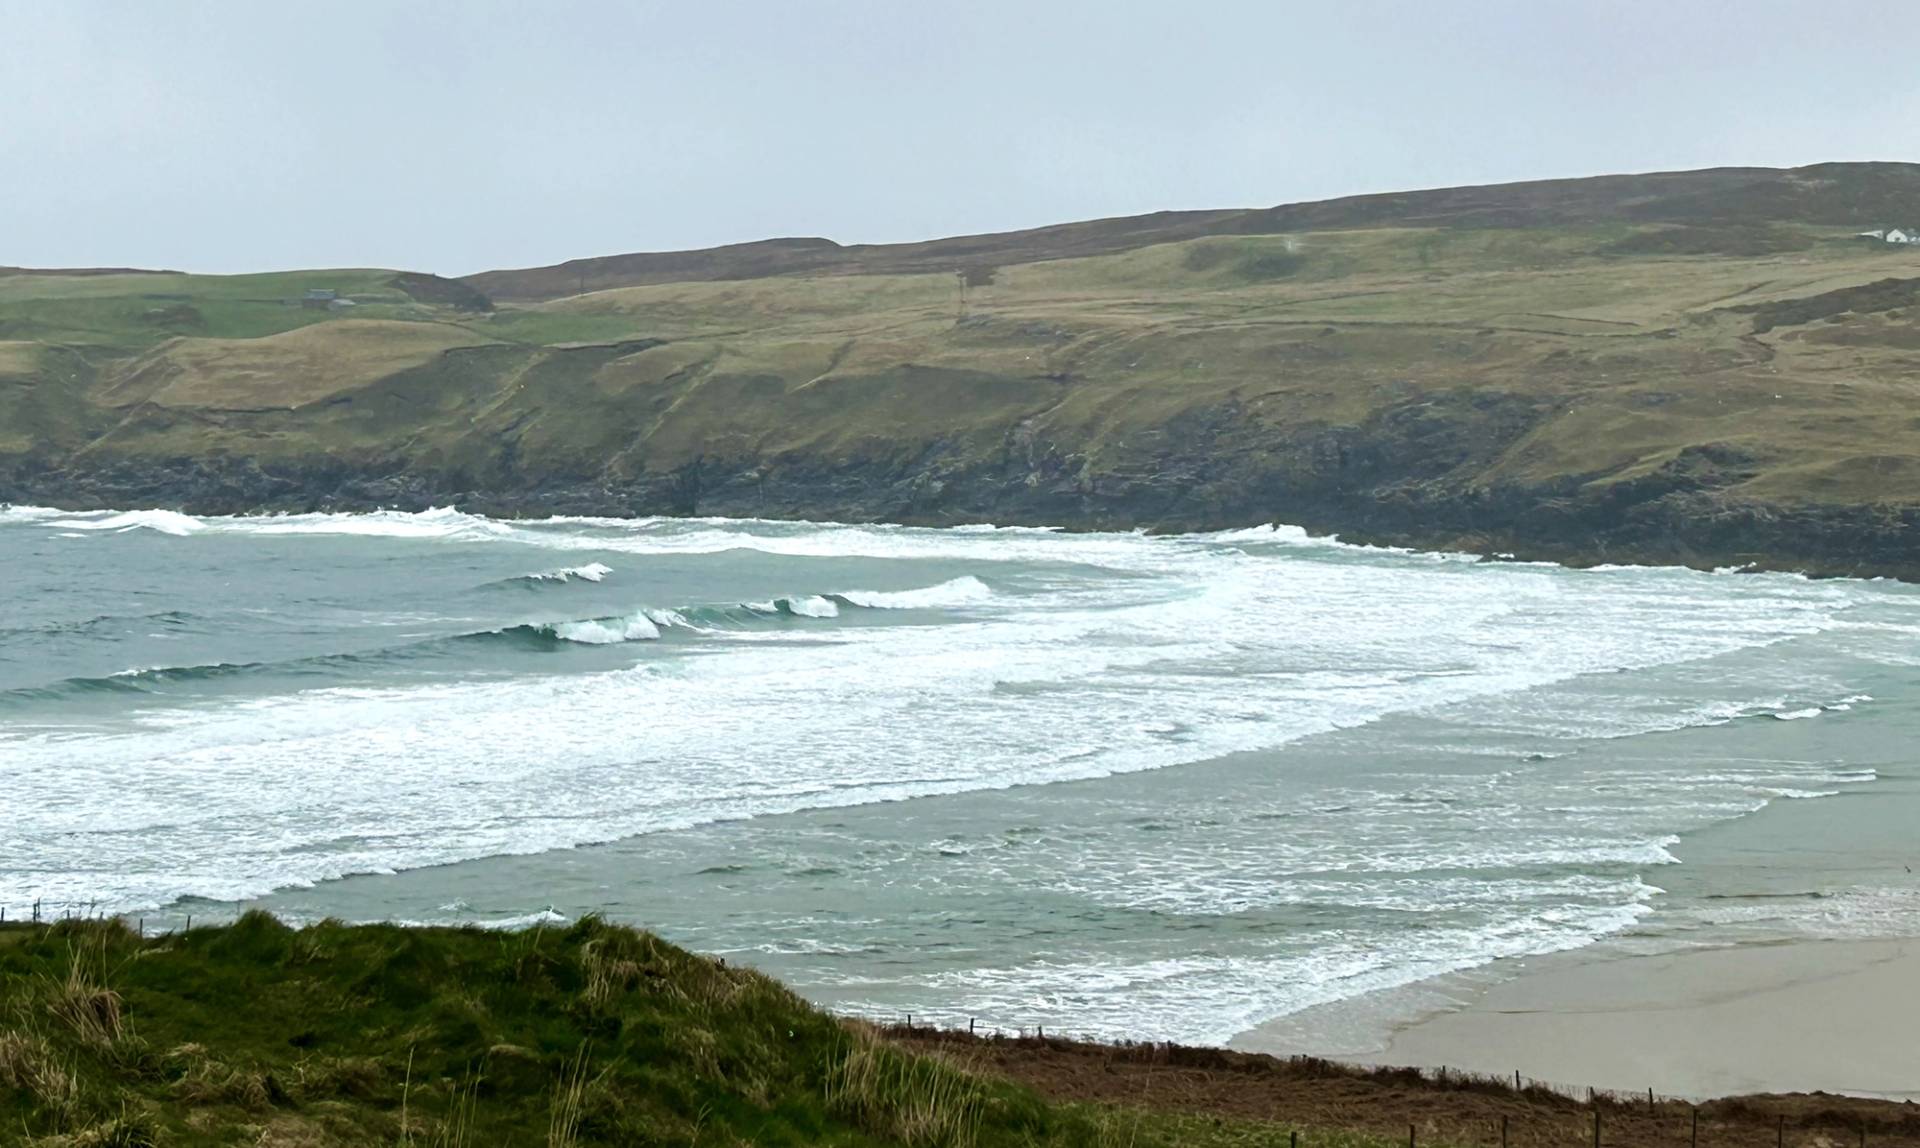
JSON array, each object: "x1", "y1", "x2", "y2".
[
  {"x1": 1500, "y1": 1114, "x2": 1509, "y2": 1148},
  {"x1": 1593, "y1": 1107, "x2": 1601, "y2": 1148},
  {"x1": 1691, "y1": 1106, "x2": 1699, "y2": 1148}
]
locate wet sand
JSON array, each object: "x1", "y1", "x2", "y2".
[{"x1": 1233, "y1": 937, "x2": 1920, "y2": 1100}]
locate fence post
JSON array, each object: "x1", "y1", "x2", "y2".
[
  {"x1": 1649, "y1": 1087, "x2": 1655, "y2": 1111},
  {"x1": 1290, "y1": 1132, "x2": 1297, "y2": 1148},
  {"x1": 1500, "y1": 1114, "x2": 1508, "y2": 1148},
  {"x1": 1408, "y1": 1122, "x2": 1415, "y2": 1148},
  {"x1": 1778, "y1": 1114, "x2": 1785, "y2": 1148},
  {"x1": 1514, "y1": 1069, "x2": 1521, "y2": 1090},
  {"x1": 1593, "y1": 1106, "x2": 1601, "y2": 1148},
  {"x1": 1691, "y1": 1106, "x2": 1698, "y2": 1148},
  {"x1": 969, "y1": 1017, "x2": 975, "y2": 1035}
]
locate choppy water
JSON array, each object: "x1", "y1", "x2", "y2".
[{"x1": 4, "y1": 505, "x2": 1916, "y2": 1043}]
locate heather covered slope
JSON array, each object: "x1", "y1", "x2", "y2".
[{"x1": 7, "y1": 163, "x2": 1920, "y2": 574}]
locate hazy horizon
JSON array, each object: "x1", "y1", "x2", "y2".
[{"x1": 7, "y1": 1, "x2": 1920, "y2": 276}]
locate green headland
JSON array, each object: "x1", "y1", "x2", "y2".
[{"x1": 7, "y1": 162, "x2": 1920, "y2": 575}]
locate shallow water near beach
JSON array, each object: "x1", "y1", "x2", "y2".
[{"x1": 4, "y1": 505, "x2": 1917, "y2": 1045}]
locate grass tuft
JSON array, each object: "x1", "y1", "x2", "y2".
[
  {"x1": 825, "y1": 1027, "x2": 991, "y2": 1148},
  {"x1": 44, "y1": 942, "x2": 126, "y2": 1048},
  {"x1": 0, "y1": 1028, "x2": 79, "y2": 1116}
]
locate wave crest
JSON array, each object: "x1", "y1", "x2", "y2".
[
  {"x1": 514, "y1": 563, "x2": 613, "y2": 585},
  {"x1": 836, "y1": 576, "x2": 991, "y2": 609},
  {"x1": 523, "y1": 578, "x2": 986, "y2": 645}
]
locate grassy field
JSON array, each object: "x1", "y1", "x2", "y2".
[{"x1": 0, "y1": 916, "x2": 1441, "y2": 1148}]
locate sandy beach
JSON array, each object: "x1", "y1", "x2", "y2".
[{"x1": 1233, "y1": 937, "x2": 1920, "y2": 1100}]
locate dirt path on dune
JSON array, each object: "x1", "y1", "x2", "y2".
[{"x1": 885, "y1": 1026, "x2": 1920, "y2": 1148}]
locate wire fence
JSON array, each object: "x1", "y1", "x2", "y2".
[{"x1": 873, "y1": 1013, "x2": 1907, "y2": 1147}]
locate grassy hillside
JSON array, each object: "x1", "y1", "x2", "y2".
[
  {"x1": 7, "y1": 917, "x2": 1918, "y2": 1148},
  {"x1": 0, "y1": 916, "x2": 1414, "y2": 1148},
  {"x1": 7, "y1": 163, "x2": 1920, "y2": 574},
  {"x1": 464, "y1": 162, "x2": 1920, "y2": 301}
]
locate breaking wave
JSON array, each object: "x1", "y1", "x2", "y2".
[
  {"x1": 516, "y1": 578, "x2": 995, "y2": 645},
  {"x1": 837, "y1": 576, "x2": 992, "y2": 609},
  {"x1": 0, "y1": 575, "x2": 995, "y2": 700},
  {"x1": 45, "y1": 509, "x2": 205, "y2": 536},
  {"x1": 507, "y1": 563, "x2": 613, "y2": 585}
]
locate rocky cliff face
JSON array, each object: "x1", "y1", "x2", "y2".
[{"x1": 10, "y1": 383, "x2": 1916, "y2": 580}]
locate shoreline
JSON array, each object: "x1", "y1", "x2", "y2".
[
  {"x1": 1231, "y1": 936, "x2": 1920, "y2": 1100},
  {"x1": 7, "y1": 488, "x2": 1919, "y2": 584},
  {"x1": 1234, "y1": 722, "x2": 1920, "y2": 1100}
]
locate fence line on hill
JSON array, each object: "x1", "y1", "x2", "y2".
[{"x1": 873, "y1": 1012, "x2": 1700, "y2": 1109}]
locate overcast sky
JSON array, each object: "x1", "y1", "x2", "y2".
[{"x1": 6, "y1": 1, "x2": 1919, "y2": 276}]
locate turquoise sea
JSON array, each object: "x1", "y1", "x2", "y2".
[{"x1": 3, "y1": 505, "x2": 1915, "y2": 1044}]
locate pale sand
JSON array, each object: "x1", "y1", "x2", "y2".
[{"x1": 1231, "y1": 938, "x2": 1920, "y2": 1100}]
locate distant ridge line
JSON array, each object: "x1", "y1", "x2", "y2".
[
  {"x1": 0, "y1": 265, "x2": 180, "y2": 278},
  {"x1": 460, "y1": 161, "x2": 1920, "y2": 301}
]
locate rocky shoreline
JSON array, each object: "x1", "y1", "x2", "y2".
[{"x1": 8, "y1": 442, "x2": 1916, "y2": 581}]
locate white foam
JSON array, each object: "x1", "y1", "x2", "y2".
[
  {"x1": 527, "y1": 562, "x2": 613, "y2": 583},
  {"x1": 839, "y1": 576, "x2": 992, "y2": 609},
  {"x1": 841, "y1": 897, "x2": 1657, "y2": 1045},
  {"x1": 236, "y1": 506, "x2": 514, "y2": 540},
  {"x1": 550, "y1": 612, "x2": 660, "y2": 644},
  {"x1": 784, "y1": 595, "x2": 840, "y2": 618},
  {"x1": 0, "y1": 504, "x2": 74, "y2": 524},
  {"x1": 51, "y1": 509, "x2": 203, "y2": 536},
  {"x1": 390, "y1": 907, "x2": 570, "y2": 931}
]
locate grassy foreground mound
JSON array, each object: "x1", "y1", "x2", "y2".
[{"x1": 0, "y1": 915, "x2": 1396, "y2": 1148}]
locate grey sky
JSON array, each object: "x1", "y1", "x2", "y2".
[{"x1": 6, "y1": 1, "x2": 1919, "y2": 276}]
